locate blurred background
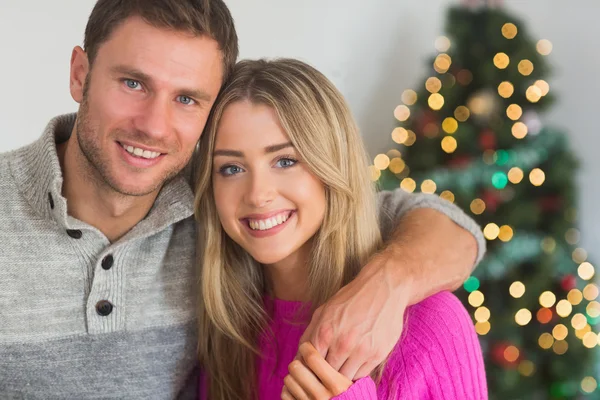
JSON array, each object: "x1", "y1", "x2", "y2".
[{"x1": 0, "y1": 0, "x2": 598, "y2": 398}]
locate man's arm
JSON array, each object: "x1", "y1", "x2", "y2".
[{"x1": 295, "y1": 189, "x2": 485, "y2": 382}]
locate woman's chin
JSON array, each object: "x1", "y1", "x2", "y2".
[{"x1": 248, "y1": 250, "x2": 288, "y2": 266}]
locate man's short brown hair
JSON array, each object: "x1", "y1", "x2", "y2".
[{"x1": 84, "y1": 0, "x2": 238, "y2": 82}]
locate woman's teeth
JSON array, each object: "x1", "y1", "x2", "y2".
[
  {"x1": 249, "y1": 212, "x2": 291, "y2": 231},
  {"x1": 120, "y1": 143, "x2": 161, "y2": 159}
]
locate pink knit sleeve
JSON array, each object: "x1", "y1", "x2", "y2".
[
  {"x1": 379, "y1": 291, "x2": 488, "y2": 399},
  {"x1": 331, "y1": 377, "x2": 377, "y2": 400}
]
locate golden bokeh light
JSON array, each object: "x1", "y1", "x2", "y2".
[
  {"x1": 506, "y1": 104, "x2": 523, "y2": 121},
  {"x1": 535, "y1": 80, "x2": 550, "y2": 96},
  {"x1": 510, "y1": 281, "x2": 526, "y2": 298},
  {"x1": 428, "y1": 93, "x2": 445, "y2": 110},
  {"x1": 470, "y1": 199, "x2": 486, "y2": 215},
  {"x1": 394, "y1": 105, "x2": 410, "y2": 122},
  {"x1": 571, "y1": 313, "x2": 587, "y2": 330},
  {"x1": 400, "y1": 178, "x2": 416, "y2": 193},
  {"x1": 539, "y1": 291, "x2": 557, "y2": 308},
  {"x1": 581, "y1": 377, "x2": 598, "y2": 394},
  {"x1": 469, "y1": 291, "x2": 485, "y2": 307},
  {"x1": 426, "y1": 77, "x2": 442, "y2": 93},
  {"x1": 434, "y1": 54, "x2": 452, "y2": 73},
  {"x1": 586, "y1": 301, "x2": 600, "y2": 318},
  {"x1": 435, "y1": 36, "x2": 451, "y2": 52},
  {"x1": 518, "y1": 360, "x2": 535, "y2": 377},
  {"x1": 484, "y1": 223, "x2": 500, "y2": 240},
  {"x1": 518, "y1": 59, "x2": 534, "y2": 76},
  {"x1": 440, "y1": 190, "x2": 455, "y2": 203},
  {"x1": 502, "y1": 23, "x2": 518, "y2": 39},
  {"x1": 498, "y1": 225, "x2": 514, "y2": 242},
  {"x1": 537, "y1": 39, "x2": 553, "y2": 55},
  {"x1": 583, "y1": 332, "x2": 598, "y2": 349},
  {"x1": 474, "y1": 306, "x2": 491, "y2": 323},
  {"x1": 556, "y1": 300, "x2": 573, "y2": 318},
  {"x1": 568, "y1": 289, "x2": 583, "y2": 306},
  {"x1": 404, "y1": 130, "x2": 417, "y2": 146},
  {"x1": 515, "y1": 309, "x2": 532, "y2": 326},
  {"x1": 566, "y1": 228, "x2": 581, "y2": 245},
  {"x1": 541, "y1": 237, "x2": 556, "y2": 254},
  {"x1": 573, "y1": 248, "x2": 588, "y2": 264},
  {"x1": 493, "y1": 52, "x2": 510, "y2": 69},
  {"x1": 504, "y1": 346, "x2": 520, "y2": 362},
  {"x1": 374, "y1": 154, "x2": 390, "y2": 170},
  {"x1": 498, "y1": 81, "x2": 514, "y2": 98},
  {"x1": 402, "y1": 89, "x2": 418, "y2": 105},
  {"x1": 512, "y1": 122, "x2": 528, "y2": 139},
  {"x1": 368, "y1": 166, "x2": 381, "y2": 182},
  {"x1": 392, "y1": 127, "x2": 408, "y2": 144},
  {"x1": 579, "y1": 262, "x2": 595, "y2": 281},
  {"x1": 454, "y1": 106, "x2": 470, "y2": 122},
  {"x1": 529, "y1": 168, "x2": 546, "y2": 186},
  {"x1": 442, "y1": 117, "x2": 459, "y2": 134},
  {"x1": 539, "y1": 333, "x2": 554, "y2": 349},
  {"x1": 421, "y1": 179, "x2": 437, "y2": 194},
  {"x1": 526, "y1": 85, "x2": 543, "y2": 103},
  {"x1": 441, "y1": 136, "x2": 458, "y2": 154},
  {"x1": 475, "y1": 321, "x2": 491, "y2": 335},
  {"x1": 576, "y1": 324, "x2": 592, "y2": 340},
  {"x1": 552, "y1": 324, "x2": 568, "y2": 341},
  {"x1": 389, "y1": 158, "x2": 406, "y2": 174},
  {"x1": 508, "y1": 167, "x2": 524, "y2": 184},
  {"x1": 584, "y1": 285, "x2": 600, "y2": 302},
  {"x1": 553, "y1": 340, "x2": 568, "y2": 355}
]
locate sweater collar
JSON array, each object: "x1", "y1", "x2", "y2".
[{"x1": 9, "y1": 113, "x2": 195, "y2": 238}]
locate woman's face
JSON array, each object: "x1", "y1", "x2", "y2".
[{"x1": 212, "y1": 100, "x2": 326, "y2": 268}]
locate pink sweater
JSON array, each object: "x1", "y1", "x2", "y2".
[{"x1": 200, "y1": 291, "x2": 487, "y2": 399}]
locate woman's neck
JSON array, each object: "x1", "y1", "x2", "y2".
[{"x1": 264, "y1": 245, "x2": 311, "y2": 302}]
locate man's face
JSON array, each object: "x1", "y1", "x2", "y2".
[{"x1": 71, "y1": 16, "x2": 223, "y2": 196}]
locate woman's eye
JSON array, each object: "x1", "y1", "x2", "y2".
[
  {"x1": 124, "y1": 79, "x2": 141, "y2": 90},
  {"x1": 275, "y1": 158, "x2": 297, "y2": 168},
  {"x1": 219, "y1": 165, "x2": 243, "y2": 176},
  {"x1": 177, "y1": 95, "x2": 195, "y2": 105}
]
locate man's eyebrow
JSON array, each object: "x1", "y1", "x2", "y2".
[
  {"x1": 110, "y1": 65, "x2": 212, "y2": 102},
  {"x1": 213, "y1": 142, "x2": 294, "y2": 158}
]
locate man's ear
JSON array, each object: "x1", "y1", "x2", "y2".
[{"x1": 69, "y1": 46, "x2": 89, "y2": 104}]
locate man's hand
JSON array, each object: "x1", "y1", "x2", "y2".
[
  {"x1": 282, "y1": 342, "x2": 352, "y2": 400},
  {"x1": 296, "y1": 251, "x2": 412, "y2": 381}
]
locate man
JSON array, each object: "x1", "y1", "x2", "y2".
[{"x1": 0, "y1": 0, "x2": 485, "y2": 398}]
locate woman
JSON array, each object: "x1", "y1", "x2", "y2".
[{"x1": 194, "y1": 58, "x2": 487, "y2": 399}]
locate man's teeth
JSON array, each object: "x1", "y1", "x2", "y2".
[
  {"x1": 120, "y1": 143, "x2": 161, "y2": 159},
  {"x1": 249, "y1": 213, "x2": 290, "y2": 231}
]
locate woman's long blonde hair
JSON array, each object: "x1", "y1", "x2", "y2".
[{"x1": 193, "y1": 58, "x2": 383, "y2": 400}]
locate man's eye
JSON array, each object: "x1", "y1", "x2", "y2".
[
  {"x1": 177, "y1": 95, "x2": 196, "y2": 105},
  {"x1": 124, "y1": 79, "x2": 141, "y2": 90}
]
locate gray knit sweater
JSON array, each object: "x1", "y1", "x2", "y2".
[{"x1": 0, "y1": 114, "x2": 485, "y2": 399}]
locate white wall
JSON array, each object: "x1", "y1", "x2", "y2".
[{"x1": 0, "y1": 1, "x2": 597, "y2": 250}]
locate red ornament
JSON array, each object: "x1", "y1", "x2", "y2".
[
  {"x1": 415, "y1": 110, "x2": 438, "y2": 135},
  {"x1": 539, "y1": 196, "x2": 563, "y2": 213},
  {"x1": 479, "y1": 130, "x2": 497, "y2": 150},
  {"x1": 491, "y1": 342, "x2": 520, "y2": 368},
  {"x1": 561, "y1": 275, "x2": 577, "y2": 292},
  {"x1": 447, "y1": 155, "x2": 472, "y2": 169},
  {"x1": 481, "y1": 190, "x2": 501, "y2": 213}
]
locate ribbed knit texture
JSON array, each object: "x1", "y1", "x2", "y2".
[{"x1": 200, "y1": 292, "x2": 487, "y2": 399}]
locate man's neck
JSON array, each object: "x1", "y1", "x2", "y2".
[{"x1": 58, "y1": 138, "x2": 159, "y2": 243}]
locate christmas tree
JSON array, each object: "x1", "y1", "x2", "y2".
[{"x1": 373, "y1": 3, "x2": 598, "y2": 399}]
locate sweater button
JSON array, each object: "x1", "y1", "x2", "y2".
[
  {"x1": 67, "y1": 229, "x2": 82, "y2": 239},
  {"x1": 101, "y1": 255, "x2": 114, "y2": 271},
  {"x1": 96, "y1": 300, "x2": 113, "y2": 316}
]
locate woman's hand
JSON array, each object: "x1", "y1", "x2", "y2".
[{"x1": 281, "y1": 342, "x2": 352, "y2": 400}]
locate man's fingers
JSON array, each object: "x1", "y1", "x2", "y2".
[
  {"x1": 354, "y1": 361, "x2": 378, "y2": 381},
  {"x1": 281, "y1": 386, "x2": 295, "y2": 400},
  {"x1": 299, "y1": 342, "x2": 352, "y2": 395}
]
